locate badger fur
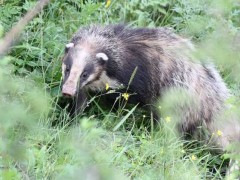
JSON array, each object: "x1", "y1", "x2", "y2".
[{"x1": 61, "y1": 24, "x2": 240, "y2": 154}]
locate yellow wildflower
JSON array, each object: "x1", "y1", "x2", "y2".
[
  {"x1": 106, "y1": 0, "x2": 111, "y2": 8},
  {"x1": 217, "y1": 130, "x2": 223, "y2": 136},
  {"x1": 122, "y1": 93, "x2": 129, "y2": 101},
  {"x1": 105, "y1": 83, "x2": 109, "y2": 91},
  {"x1": 165, "y1": 116, "x2": 171, "y2": 123},
  {"x1": 191, "y1": 155, "x2": 197, "y2": 161},
  {"x1": 143, "y1": 115, "x2": 146, "y2": 118}
]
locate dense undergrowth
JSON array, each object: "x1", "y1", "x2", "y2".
[{"x1": 0, "y1": 0, "x2": 240, "y2": 179}]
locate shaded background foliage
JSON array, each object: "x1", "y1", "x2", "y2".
[{"x1": 0, "y1": 0, "x2": 240, "y2": 179}]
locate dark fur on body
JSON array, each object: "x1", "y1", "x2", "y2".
[
  {"x1": 69, "y1": 25, "x2": 187, "y2": 105},
  {"x1": 62, "y1": 24, "x2": 240, "y2": 152}
]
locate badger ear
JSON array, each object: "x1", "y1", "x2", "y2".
[
  {"x1": 96, "y1": 53, "x2": 108, "y2": 62},
  {"x1": 66, "y1": 43, "x2": 74, "y2": 48},
  {"x1": 65, "y1": 43, "x2": 74, "y2": 54}
]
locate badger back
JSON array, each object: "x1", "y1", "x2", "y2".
[{"x1": 61, "y1": 24, "x2": 196, "y2": 104}]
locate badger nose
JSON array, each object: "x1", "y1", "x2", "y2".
[{"x1": 62, "y1": 86, "x2": 76, "y2": 97}]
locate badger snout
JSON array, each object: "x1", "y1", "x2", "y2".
[{"x1": 62, "y1": 85, "x2": 76, "y2": 97}]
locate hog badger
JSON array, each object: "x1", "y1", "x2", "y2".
[{"x1": 61, "y1": 24, "x2": 240, "y2": 151}]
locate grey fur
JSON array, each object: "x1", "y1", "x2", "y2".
[{"x1": 62, "y1": 24, "x2": 240, "y2": 154}]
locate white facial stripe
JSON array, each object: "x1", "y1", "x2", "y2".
[
  {"x1": 96, "y1": 53, "x2": 108, "y2": 61},
  {"x1": 62, "y1": 64, "x2": 66, "y2": 79},
  {"x1": 80, "y1": 74, "x2": 95, "y2": 89},
  {"x1": 74, "y1": 50, "x2": 89, "y2": 73},
  {"x1": 86, "y1": 71, "x2": 121, "y2": 91},
  {"x1": 87, "y1": 74, "x2": 95, "y2": 83},
  {"x1": 66, "y1": 43, "x2": 74, "y2": 48},
  {"x1": 64, "y1": 66, "x2": 82, "y2": 94},
  {"x1": 63, "y1": 49, "x2": 89, "y2": 93}
]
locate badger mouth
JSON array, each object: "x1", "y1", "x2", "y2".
[{"x1": 62, "y1": 86, "x2": 76, "y2": 98}]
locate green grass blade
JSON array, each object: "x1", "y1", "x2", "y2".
[
  {"x1": 113, "y1": 104, "x2": 138, "y2": 131},
  {"x1": 128, "y1": 67, "x2": 138, "y2": 87}
]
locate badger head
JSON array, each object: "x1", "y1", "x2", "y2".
[{"x1": 61, "y1": 42, "x2": 110, "y2": 97}]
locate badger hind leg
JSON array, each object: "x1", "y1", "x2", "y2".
[
  {"x1": 208, "y1": 115, "x2": 240, "y2": 178},
  {"x1": 179, "y1": 102, "x2": 240, "y2": 178}
]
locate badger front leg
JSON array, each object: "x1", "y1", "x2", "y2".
[{"x1": 74, "y1": 89, "x2": 88, "y2": 116}]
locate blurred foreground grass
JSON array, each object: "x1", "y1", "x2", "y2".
[{"x1": 0, "y1": 0, "x2": 240, "y2": 179}]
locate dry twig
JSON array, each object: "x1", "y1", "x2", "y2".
[{"x1": 0, "y1": 0, "x2": 51, "y2": 57}]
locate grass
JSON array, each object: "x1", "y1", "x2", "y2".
[{"x1": 0, "y1": 0, "x2": 240, "y2": 179}]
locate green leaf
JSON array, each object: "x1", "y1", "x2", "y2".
[{"x1": 27, "y1": 61, "x2": 38, "y2": 67}]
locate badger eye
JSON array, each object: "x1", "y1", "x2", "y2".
[
  {"x1": 81, "y1": 71, "x2": 88, "y2": 79},
  {"x1": 65, "y1": 48, "x2": 69, "y2": 53},
  {"x1": 65, "y1": 65, "x2": 70, "y2": 73}
]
